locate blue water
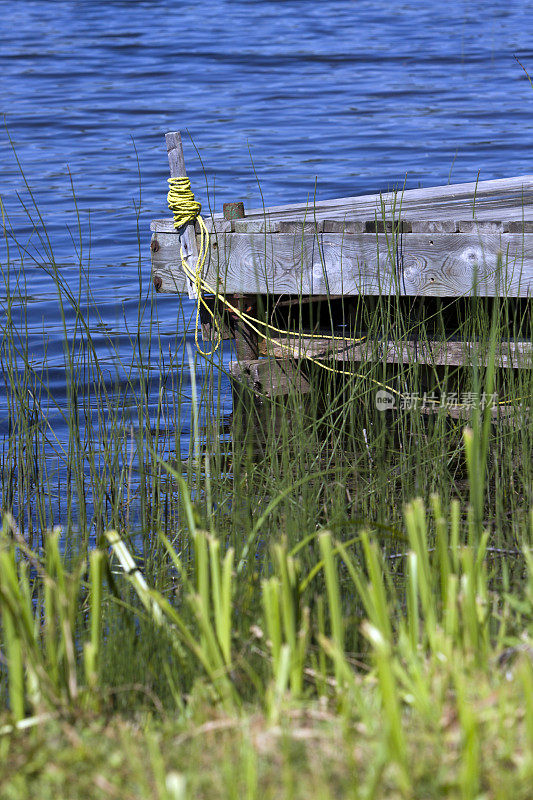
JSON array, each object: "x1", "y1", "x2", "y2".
[{"x1": 1, "y1": 0, "x2": 532, "y2": 521}]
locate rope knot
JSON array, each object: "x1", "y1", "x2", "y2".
[{"x1": 167, "y1": 176, "x2": 202, "y2": 229}]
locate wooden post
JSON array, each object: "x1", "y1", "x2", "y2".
[
  {"x1": 223, "y1": 201, "x2": 245, "y2": 220},
  {"x1": 220, "y1": 201, "x2": 258, "y2": 360},
  {"x1": 231, "y1": 294, "x2": 259, "y2": 360},
  {"x1": 165, "y1": 131, "x2": 199, "y2": 300}
]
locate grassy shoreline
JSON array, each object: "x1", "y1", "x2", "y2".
[
  {"x1": 2, "y1": 664, "x2": 531, "y2": 800},
  {"x1": 0, "y1": 170, "x2": 532, "y2": 798}
]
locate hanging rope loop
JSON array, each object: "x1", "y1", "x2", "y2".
[{"x1": 167, "y1": 176, "x2": 222, "y2": 356}]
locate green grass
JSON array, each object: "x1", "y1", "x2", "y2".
[
  {"x1": 1, "y1": 667, "x2": 531, "y2": 800},
  {"x1": 0, "y1": 153, "x2": 532, "y2": 798}
]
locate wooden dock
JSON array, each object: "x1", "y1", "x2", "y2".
[{"x1": 151, "y1": 132, "x2": 532, "y2": 402}]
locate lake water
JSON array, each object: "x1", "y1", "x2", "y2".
[{"x1": 1, "y1": 0, "x2": 532, "y2": 525}]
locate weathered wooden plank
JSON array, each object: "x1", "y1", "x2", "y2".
[
  {"x1": 270, "y1": 199, "x2": 533, "y2": 224},
  {"x1": 152, "y1": 205, "x2": 533, "y2": 235},
  {"x1": 279, "y1": 220, "x2": 325, "y2": 234},
  {"x1": 413, "y1": 220, "x2": 514, "y2": 233},
  {"x1": 204, "y1": 218, "x2": 232, "y2": 234},
  {"x1": 411, "y1": 220, "x2": 458, "y2": 233},
  {"x1": 152, "y1": 217, "x2": 264, "y2": 234},
  {"x1": 154, "y1": 231, "x2": 533, "y2": 297},
  {"x1": 152, "y1": 217, "x2": 281, "y2": 234},
  {"x1": 151, "y1": 231, "x2": 189, "y2": 292},
  {"x1": 453, "y1": 221, "x2": 505, "y2": 233},
  {"x1": 151, "y1": 175, "x2": 533, "y2": 235},
  {"x1": 151, "y1": 218, "x2": 218, "y2": 233},
  {"x1": 229, "y1": 358, "x2": 310, "y2": 397},
  {"x1": 508, "y1": 221, "x2": 533, "y2": 233},
  {"x1": 151, "y1": 216, "x2": 533, "y2": 239},
  {"x1": 235, "y1": 175, "x2": 533, "y2": 219},
  {"x1": 233, "y1": 219, "x2": 278, "y2": 233},
  {"x1": 364, "y1": 220, "x2": 413, "y2": 233},
  {"x1": 246, "y1": 174, "x2": 529, "y2": 218},
  {"x1": 322, "y1": 220, "x2": 364, "y2": 233},
  {"x1": 261, "y1": 336, "x2": 533, "y2": 369}
]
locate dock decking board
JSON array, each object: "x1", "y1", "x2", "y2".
[
  {"x1": 151, "y1": 217, "x2": 533, "y2": 235},
  {"x1": 152, "y1": 231, "x2": 533, "y2": 296},
  {"x1": 151, "y1": 173, "x2": 533, "y2": 232},
  {"x1": 151, "y1": 172, "x2": 533, "y2": 297},
  {"x1": 223, "y1": 174, "x2": 533, "y2": 218},
  {"x1": 152, "y1": 173, "x2": 533, "y2": 222},
  {"x1": 261, "y1": 336, "x2": 532, "y2": 369}
]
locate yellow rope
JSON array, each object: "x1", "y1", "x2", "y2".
[
  {"x1": 167, "y1": 176, "x2": 202, "y2": 229},
  {"x1": 167, "y1": 177, "x2": 223, "y2": 356},
  {"x1": 166, "y1": 177, "x2": 519, "y2": 408}
]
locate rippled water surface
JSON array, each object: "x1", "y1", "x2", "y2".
[{"x1": 1, "y1": 0, "x2": 532, "y2": 519}]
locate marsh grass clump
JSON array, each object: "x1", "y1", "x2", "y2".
[{"x1": 0, "y1": 160, "x2": 532, "y2": 798}]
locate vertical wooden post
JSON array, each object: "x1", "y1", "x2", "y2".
[
  {"x1": 220, "y1": 201, "x2": 259, "y2": 360},
  {"x1": 165, "y1": 131, "x2": 198, "y2": 300},
  {"x1": 232, "y1": 294, "x2": 259, "y2": 360}
]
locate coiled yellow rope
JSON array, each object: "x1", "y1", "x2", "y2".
[
  {"x1": 167, "y1": 177, "x2": 223, "y2": 356},
  {"x1": 167, "y1": 176, "x2": 201, "y2": 230}
]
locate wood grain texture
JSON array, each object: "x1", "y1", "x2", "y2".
[
  {"x1": 153, "y1": 231, "x2": 533, "y2": 297},
  {"x1": 151, "y1": 174, "x2": 533, "y2": 234},
  {"x1": 151, "y1": 218, "x2": 231, "y2": 234},
  {"x1": 151, "y1": 211, "x2": 533, "y2": 234},
  {"x1": 151, "y1": 173, "x2": 533, "y2": 294},
  {"x1": 151, "y1": 231, "x2": 189, "y2": 293},
  {"x1": 238, "y1": 175, "x2": 533, "y2": 217},
  {"x1": 225, "y1": 175, "x2": 533, "y2": 220},
  {"x1": 152, "y1": 215, "x2": 533, "y2": 236},
  {"x1": 261, "y1": 336, "x2": 533, "y2": 369},
  {"x1": 229, "y1": 358, "x2": 310, "y2": 397}
]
